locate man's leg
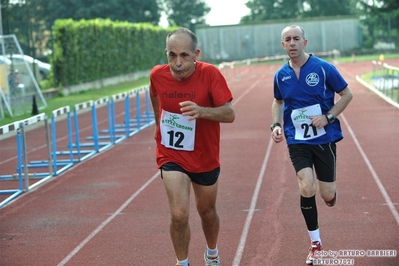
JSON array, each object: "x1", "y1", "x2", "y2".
[
  {"x1": 162, "y1": 170, "x2": 192, "y2": 261},
  {"x1": 318, "y1": 180, "x2": 336, "y2": 206},
  {"x1": 192, "y1": 181, "x2": 220, "y2": 251},
  {"x1": 297, "y1": 167, "x2": 323, "y2": 265},
  {"x1": 297, "y1": 167, "x2": 319, "y2": 231}
]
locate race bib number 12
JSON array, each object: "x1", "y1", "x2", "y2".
[
  {"x1": 160, "y1": 110, "x2": 196, "y2": 151},
  {"x1": 291, "y1": 104, "x2": 326, "y2": 140}
]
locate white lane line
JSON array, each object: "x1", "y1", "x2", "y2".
[
  {"x1": 232, "y1": 138, "x2": 274, "y2": 266},
  {"x1": 341, "y1": 114, "x2": 399, "y2": 226},
  {"x1": 232, "y1": 73, "x2": 267, "y2": 106},
  {"x1": 57, "y1": 171, "x2": 160, "y2": 266}
]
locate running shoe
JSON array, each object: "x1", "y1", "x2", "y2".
[
  {"x1": 324, "y1": 191, "x2": 337, "y2": 207},
  {"x1": 306, "y1": 241, "x2": 323, "y2": 265},
  {"x1": 175, "y1": 263, "x2": 189, "y2": 266},
  {"x1": 204, "y1": 252, "x2": 220, "y2": 266}
]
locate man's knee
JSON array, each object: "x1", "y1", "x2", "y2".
[
  {"x1": 197, "y1": 206, "x2": 217, "y2": 221},
  {"x1": 319, "y1": 182, "x2": 336, "y2": 201},
  {"x1": 297, "y1": 173, "x2": 317, "y2": 196},
  {"x1": 170, "y1": 207, "x2": 189, "y2": 227}
]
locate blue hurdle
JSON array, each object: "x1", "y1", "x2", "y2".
[
  {"x1": 27, "y1": 107, "x2": 74, "y2": 177},
  {"x1": 0, "y1": 121, "x2": 24, "y2": 208},
  {"x1": 50, "y1": 106, "x2": 74, "y2": 176},
  {"x1": 11, "y1": 113, "x2": 53, "y2": 192},
  {"x1": 72, "y1": 100, "x2": 97, "y2": 162},
  {"x1": 111, "y1": 86, "x2": 155, "y2": 138},
  {"x1": 84, "y1": 97, "x2": 115, "y2": 152}
]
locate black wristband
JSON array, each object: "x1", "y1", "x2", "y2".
[{"x1": 270, "y1": 122, "x2": 282, "y2": 132}]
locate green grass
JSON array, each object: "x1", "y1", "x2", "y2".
[
  {"x1": 0, "y1": 77, "x2": 150, "y2": 127},
  {"x1": 338, "y1": 53, "x2": 398, "y2": 63}
]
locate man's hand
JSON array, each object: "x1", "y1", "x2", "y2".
[
  {"x1": 310, "y1": 115, "x2": 328, "y2": 129},
  {"x1": 271, "y1": 127, "x2": 284, "y2": 143},
  {"x1": 179, "y1": 101, "x2": 202, "y2": 121}
]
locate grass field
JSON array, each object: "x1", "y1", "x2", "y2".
[{"x1": 0, "y1": 53, "x2": 398, "y2": 127}]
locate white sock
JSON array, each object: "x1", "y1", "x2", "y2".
[
  {"x1": 177, "y1": 258, "x2": 189, "y2": 266},
  {"x1": 206, "y1": 245, "x2": 219, "y2": 257},
  {"x1": 308, "y1": 229, "x2": 322, "y2": 245}
]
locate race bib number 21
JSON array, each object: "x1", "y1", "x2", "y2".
[
  {"x1": 291, "y1": 104, "x2": 326, "y2": 140},
  {"x1": 160, "y1": 110, "x2": 196, "y2": 151}
]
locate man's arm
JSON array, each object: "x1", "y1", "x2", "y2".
[
  {"x1": 311, "y1": 86, "x2": 353, "y2": 129},
  {"x1": 328, "y1": 86, "x2": 353, "y2": 117},
  {"x1": 149, "y1": 87, "x2": 160, "y2": 139},
  {"x1": 271, "y1": 99, "x2": 284, "y2": 143},
  {"x1": 179, "y1": 101, "x2": 235, "y2": 123}
]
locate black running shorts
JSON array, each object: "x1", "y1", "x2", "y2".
[
  {"x1": 288, "y1": 143, "x2": 337, "y2": 182},
  {"x1": 160, "y1": 162, "x2": 220, "y2": 186}
]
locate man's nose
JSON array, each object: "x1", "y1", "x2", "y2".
[{"x1": 176, "y1": 56, "x2": 183, "y2": 66}]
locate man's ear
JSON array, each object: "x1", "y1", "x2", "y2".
[{"x1": 194, "y1": 49, "x2": 201, "y2": 59}]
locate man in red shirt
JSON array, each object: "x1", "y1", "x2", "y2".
[{"x1": 150, "y1": 27, "x2": 235, "y2": 266}]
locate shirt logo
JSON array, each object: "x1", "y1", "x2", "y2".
[
  {"x1": 306, "y1": 73, "x2": 319, "y2": 86},
  {"x1": 282, "y1": 76, "x2": 291, "y2": 82},
  {"x1": 162, "y1": 90, "x2": 196, "y2": 100}
]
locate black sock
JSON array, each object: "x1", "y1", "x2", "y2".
[{"x1": 300, "y1": 195, "x2": 318, "y2": 231}]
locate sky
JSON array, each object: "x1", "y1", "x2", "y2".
[
  {"x1": 204, "y1": 0, "x2": 250, "y2": 26},
  {"x1": 159, "y1": 0, "x2": 250, "y2": 27}
]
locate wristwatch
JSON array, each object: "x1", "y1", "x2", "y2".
[
  {"x1": 325, "y1": 113, "x2": 335, "y2": 124},
  {"x1": 270, "y1": 122, "x2": 282, "y2": 132}
]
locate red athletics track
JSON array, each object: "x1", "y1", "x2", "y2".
[{"x1": 0, "y1": 59, "x2": 398, "y2": 266}]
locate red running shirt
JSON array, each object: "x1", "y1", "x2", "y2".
[{"x1": 150, "y1": 61, "x2": 233, "y2": 173}]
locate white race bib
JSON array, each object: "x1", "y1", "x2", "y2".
[
  {"x1": 160, "y1": 110, "x2": 196, "y2": 151},
  {"x1": 291, "y1": 104, "x2": 326, "y2": 140}
]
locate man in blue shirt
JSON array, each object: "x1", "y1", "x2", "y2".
[{"x1": 271, "y1": 25, "x2": 353, "y2": 265}]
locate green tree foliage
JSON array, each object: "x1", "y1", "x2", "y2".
[
  {"x1": 356, "y1": 0, "x2": 399, "y2": 48},
  {"x1": 31, "y1": 0, "x2": 161, "y2": 26},
  {"x1": 300, "y1": 0, "x2": 356, "y2": 17},
  {"x1": 1, "y1": 0, "x2": 162, "y2": 58},
  {"x1": 241, "y1": 0, "x2": 355, "y2": 22},
  {"x1": 161, "y1": 0, "x2": 210, "y2": 31},
  {"x1": 241, "y1": 0, "x2": 300, "y2": 22}
]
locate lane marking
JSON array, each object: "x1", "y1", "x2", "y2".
[
  {"x1": 341, "y1": 114, "x2": 399, "y2": 226},
  {"x1": 57, "y1": 171, "x2": 160, "y2": 266},
  {"x1": 232, "y1": 138, "x2": 273, "y2": 266}
]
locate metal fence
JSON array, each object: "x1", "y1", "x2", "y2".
[
  {"x1": 371, "y1": 60, "x2": 399, "y2": 104},
  {"x1": 196, "y1": 17, "x2": 361, "y2": 62}
]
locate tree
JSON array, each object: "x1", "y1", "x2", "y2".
[
  {"x1": 1, "y1": 0, "x2": 162, "y2": 57},
  {"x1": 241, "y1": 0, "x2": 301, "y2": 22},
  {"x1": 241, "y1": 0, "x2": 355, "y2": 22},
  {"x1": 161, "y1": 0, "x2": 210, "y2": 31},
  {"x1": 31, "y1": 0, "x2": 161, "y2": 26},
  {"x1": 356, "y1": 0, "x2": 399, "y2": 47},
  {"x1": 300, "y1": 0, "x2": 356, "y2": 18}
]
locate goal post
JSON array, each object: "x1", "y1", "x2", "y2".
[{"x1": 0, "y1": 34, "x2": 47, "y2": 119}]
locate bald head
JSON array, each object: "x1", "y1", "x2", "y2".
[
  {"x1": 281, "y1": 25, "x2": 306, "y2": 41},
  {"x1": 166, "y1": 27, "x2": 198, "y2": 53}
]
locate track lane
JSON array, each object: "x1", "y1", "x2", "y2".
[{"x1": 0, "y1": 60, "x2": 398, "y2": 266}]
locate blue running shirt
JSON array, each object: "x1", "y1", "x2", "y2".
[{"x1": 273, "y1": 55, "x2": 348, "y2": 145}]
